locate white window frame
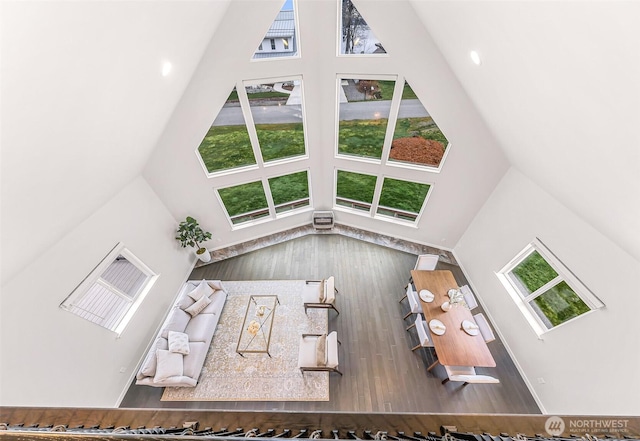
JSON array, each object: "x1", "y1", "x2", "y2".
[
  {"x1": 336, "y1": 0, "x2": 389, "y2": 58},
  {"x1": 215, "y1": 178, "x2": 273, "y2": 229},
  {"x1": 268, "y1": 168, "x2": 313, "y2": 218},
  {"x1": 373, "y1": 175, "x2": 432, "y2": 227},
  {"x1": 335, "y1": 74, "x2": 399, "y2": 164},
  {"x1": 60, "y1": 243, "x2": 158, "y2": 336},
  {"x1": 496, "y1": 238, "x2": 604, "y2": 337},
  {"x1": 333, "y1": 168, "x2": 432, "y2": 228}
]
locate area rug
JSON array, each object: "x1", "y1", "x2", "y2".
[{"x1": 161, "y1": 280, "x2": 329, "y2": 401}]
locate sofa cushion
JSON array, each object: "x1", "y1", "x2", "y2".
[
  {"x1": 319, "y1": 279, "x2": 326, "y2": 302},
  {"x1": 185, "y1": 294, "x2": 211, "y2": 317},
  {"x1": 298, "y1": 335, "x2": 316, "y2": 368},
  {"x1": 327, "y1": 331, "x2": 339, "y2": 369},
  {"x1": 168, "y1": 331, "x2": 190, "y2": 355},
  {"x1": 201, "y1": 290, "x2": 225, "y2": 314},
  {"x1": 154, "y1": 349, "x2": 183, "y2": 382},
  {"x1": 325, "y1": 276, "x2": 335, "y2": 304},
  {"x1": 316, "y1": 334, "x2": 327, "y2": 366},
  {"x1": 187, "y1": 279, "x2": 214, "y2": 301},
  {"x1": 183, "y1": 341, "x2": 208, "y2": 379},
  {"x1": 184, "y1": 313, "x2": 217, "y2": 342},
  {"x1": 160, "y1": 308, "x2": 191, "y2": 339},
  {"x1": 138, "y1": 337, "x2": 168, "y2": 379}
]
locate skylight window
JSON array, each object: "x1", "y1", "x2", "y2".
[
  {"x1": 253, "y1": 0, "x2": 299, "y2": 60},
  {"x1": 497, "y1": 239, "x2": 604, "y2": 336},
  {"x1": 60, "y1": 244, "x2": 158, "y2": 335},
  {"x1": 197, "y1": 87, "x2": 256, "y2": 173},
  {"x1": 339, "y1": 0, "x2": 386, "y2": 55},
  {"x1": 244, "y1": 79, "x2": 307, "y2": 163},
  {"x1": 389, "y1": 81, "x2": 449, "y2": 169},
  {"x1": 337, "y1": 78, "x2": 395, "y2": 160}
]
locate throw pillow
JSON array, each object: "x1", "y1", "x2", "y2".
[
  {"x1": 319, "y1": 279, "x2": 326, "y2": 302},
  {"x1": 168, "y1": 331, "x2": 190, "y2": 355},
  {"x1": 315, "y1": 333, "x2": 327, "y2": 367},
  {"x1": 185, "y1": 294, "x2": 211, "y2": 317},
  {"x1": 138, "y1": 337, "x2": 168, "y2": 378},
  {"x1": 154, "y1": 349, "x2": 183, "y2": 382},
  {"x1": 208, "y1": 280, "x2": 225, "y2": 291},
  {"x1": 176, "y1": 295, "x2": 195, "y2": 310},
  {"x1": 187, "y1": 279, "x2": 214, "y2": 302}
]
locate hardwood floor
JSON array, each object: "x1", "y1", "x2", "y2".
[{"x1": 120, "y1": 234, "x2": 540, "y2": 414}]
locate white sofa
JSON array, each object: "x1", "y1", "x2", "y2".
[{"x1": 135, "y1": 279, "x2": 227, "y2": 387}]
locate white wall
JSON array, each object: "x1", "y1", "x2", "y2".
[
  {"x1": 455, "y1": 167, "x2": 640, "y2": 415},
  {"x1": 412, "y1": 0, "x2": 640, "y2": 263},
  {"x1": 0, "y1": 0, "x2": 229, "y2": 285},
  {"x1": 0, "y1": 177, "x2": 193, "y2": 407}
]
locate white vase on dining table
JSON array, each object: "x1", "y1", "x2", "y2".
[{"x1": 441, "y1": 301, "x2": 452, "y2": 312}]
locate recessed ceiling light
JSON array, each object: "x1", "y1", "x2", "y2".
[
  {"x1": 161, "y1": 61, "x2": 172, "y2": 77},
  {"x1": 470, "y1": 50, "x2": 481, "y2": 65}
]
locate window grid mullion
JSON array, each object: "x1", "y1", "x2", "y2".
[
  {"x1": 522, "y1": 275, "x2": 563, "y2": 302},
  {"x1": 96, "y1": 278, "x2": 135, "y2": 303}
]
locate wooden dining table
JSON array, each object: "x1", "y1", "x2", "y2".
[{"x1": 411, "y1": 269, "x2": 496, "y2": 367}]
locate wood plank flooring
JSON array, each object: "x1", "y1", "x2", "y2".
[{"x1": 120, "y1": 234, "x2": 540, "y2": 414}]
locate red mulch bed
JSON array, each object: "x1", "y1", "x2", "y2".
[{"x1": 390, "y1": 137, "x2": 444, "y2": 167}]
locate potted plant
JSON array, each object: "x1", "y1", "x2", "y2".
[{"x1": 176, "y1": 216, "x2": 212, "y2": 263}]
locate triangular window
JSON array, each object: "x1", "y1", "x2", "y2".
[
  {"x1": 340, "y1": 0, "x2": 386, "y2": 55},
  {"x1": 253, "y1": 0, "x2": 299, "y2": 59}
]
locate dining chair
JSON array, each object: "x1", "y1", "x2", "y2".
[
  {"x1": 414, "y1": 254, "x2": 440, "y2": 271},
  {"x1": 406, "y1": 315, "x2": 440, "y2": 371},
  {"x1": 403, "y1": 286, "x2": 423, "y2": 320},
  {"x1": 408, "y1": 254, "x2": 440, "y2": 284},
  {"x1": 406, "y1": 314, "x2": 434, "y2": 351},
  {"x1": 399, "y1": 282, "x2": 416, "y2": 303},
  {"x1": 459, "y1": 285, "x2": 478, "y2": 310},
  {"x1": 473, "y1": 312, "x2": 495, "y2": 344},
  {"x1": 442, "y1": 365, "x2": 500, "y2": 385}
]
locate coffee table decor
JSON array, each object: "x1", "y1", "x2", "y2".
[{"x1": 237, "y1": 295, "x2": 280, "y2": 357}]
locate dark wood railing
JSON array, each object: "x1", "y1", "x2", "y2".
[{"x1": 1, "y1": 408, "x2": 638, "y2": 440}]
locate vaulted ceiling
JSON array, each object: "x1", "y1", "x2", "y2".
[{"x1": 2, "y1": 0, "x2": 639, "y2": 285}]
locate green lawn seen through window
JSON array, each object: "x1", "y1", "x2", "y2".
[
  {"x1": 511, "y1": 251, "x2": 558, "y2": 294},
  {"x1": 336, "y1": 170, "x2": 376, "y2": 204},
  {"x1": 393, "y1": 117, "x2": 448, "y2": 147},
  {"x1": 510, "y1": 250, "x2": 591, "y2": 329},
  {"x1": 268, "y1": 171, "x2": 309, "y2": 206},
  {"x1": 338, "y1": 119, "x2": 387, "y2": 159},
  {"x1": 255, "y1": 123, "x2": 305, "y2": 162},
  {"x1": 379, "y1": 178, "x2": 429, "y2": 213},
  {"x1": 532, "y1": 281, "x2": 590, "y2": 327},
  {"x1": 218, "y1": 181, "x2": 267, "y2": 218},
  {"x1": 198, "y1": 125, "x2": 255, "y2": 173}
]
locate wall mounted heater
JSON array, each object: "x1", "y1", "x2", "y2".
[{"x1": 312, "y1": 211, "x2": 335, "y2": 230}]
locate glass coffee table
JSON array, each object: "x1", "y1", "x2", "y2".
[{"x1": 236, "y1": 295, "x2": 280, "y2": 357}]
